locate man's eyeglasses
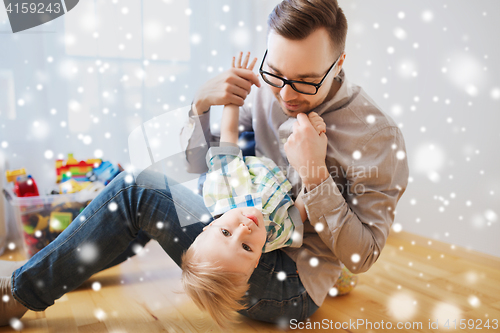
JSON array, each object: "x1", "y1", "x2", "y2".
[{"x1": 259, "y1": 50, "x2": 343, "y2": 95}]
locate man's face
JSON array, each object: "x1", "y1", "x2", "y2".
[{"x1": 265, "y1": 27, "x2": 344, "y2": 117}]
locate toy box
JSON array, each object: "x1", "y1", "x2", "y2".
[{"x1": 3, "y1": 189, "x2": 101, "y2": 258}]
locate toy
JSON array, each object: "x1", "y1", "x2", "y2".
[
  {"x1": 59, "y1": 179, "x2": 94, "y2": 194},
  {"x1": 5, "y1": 168, "x2": 27, "y2": 183},
  {"x1": 35, "y1": 213, "x2": 49, "y2": 231},
  {"x1": 49, "y1": 212, "x2": 73, "y2": 232},
  {"x1": 332, "y1": 266, "x2": 359, "y2": 296},
  {"x1": 87, "y1": 161, "x2": 124, "y2": 185},
  {"x1": 55, "y1": 153, "x2": 102, "y2": 183},
  {"x1": 5, "y1": 169, "x2": 40, "y2": 197},
  {"x1": 14, "y1": 175, "x2": 39, "y2": 197}
]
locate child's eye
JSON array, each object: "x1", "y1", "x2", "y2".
[
  {"x1": 221, "y1": 229, "x2": 231, "y2": 237},
  {"x1": 242, "y1": 243, "x2": 252, "y2": 252}
]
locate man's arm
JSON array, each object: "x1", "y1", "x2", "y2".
[
  {"x1": 288, "y1": 112, "x2": 327, "y2": 223},
  {"x1": 302, "y1": 127, "x2": 409, "y2": 274},
  {"x1": 180, "y1": 54, "x2": 260, "y2": 173},
  {"x1": 192, "y1": 58, "x2": 261, "y2": 116},
  {"x1": 179, "y1": 109, "x2": 213, "y2": 174}
]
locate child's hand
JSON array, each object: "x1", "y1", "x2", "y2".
[
  {"x1": 308, "y1": 112, "x2": 326, "y2": 135},
  {"x1": 233, "y1": 51, "x2": 258, "y2": 71}
]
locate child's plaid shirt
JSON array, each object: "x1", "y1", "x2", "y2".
[{"x1": 203, "y1": 144, "x2": 303, "y2": 252}]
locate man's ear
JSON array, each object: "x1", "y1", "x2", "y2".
[{"x1": 335, "y1": 53, "x2": 346, "y2": 77}]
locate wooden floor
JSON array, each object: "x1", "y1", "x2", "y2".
[{"x1": 1, "y1": 230, "x2": 499, "y2": 333}]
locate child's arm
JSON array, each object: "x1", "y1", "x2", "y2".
[
  {"x1": 220, "y1": 105, "x2": 239, "y2": 144},
  {"x1": 220, "y1": 52, "x2": 258, "y2": 144},
  {"x1": 293, "y1": 112, "x2": 326, "y2": 222}
]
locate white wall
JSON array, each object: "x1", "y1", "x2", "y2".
[
  {"x1": 0, "y1": 0, "x2": 498, "y2": 257},
  {"x1": 340, "y1": 0, "x2": 500, "y2": 257}
]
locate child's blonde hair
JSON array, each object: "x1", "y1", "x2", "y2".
[{"x1": 180, "y1": 245, "x2": 251, "y2": 329}]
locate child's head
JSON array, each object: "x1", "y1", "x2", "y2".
[{"x1": 181, "y1": 207, "x2": 267, "y2": 328}]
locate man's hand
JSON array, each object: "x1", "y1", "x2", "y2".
[
  {"x1": 193, "y1": 56, "x2": 261, "y2": 115},
  {"x1": 284, "y1": 113, "x2": 329, "y2": 191}
]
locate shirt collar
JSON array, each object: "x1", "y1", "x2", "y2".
[{"x1": 311, "y1": 69, "x2": 353, "y2": 117}]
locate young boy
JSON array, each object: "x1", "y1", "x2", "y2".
[{"x1": 180, "y1": 52, "x2": 328, "y2": 328}]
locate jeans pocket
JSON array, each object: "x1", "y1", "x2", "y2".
[
  {"x1": 242, "y1": 293, "x2": 308, "y2": 325},
  {"x1": 304, "y1": 292, "x2": 320, "y2": 318},
  {"x1": 244, "y1": 298, "x2": 284, "y2": 324}
]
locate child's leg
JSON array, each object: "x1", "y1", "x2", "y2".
[
  {"x1": 332, "y1": 264, "x2": 358, "y2": 296},
  {"x1": 8, "y1": 170, "x2": 211, "y2": 313}
]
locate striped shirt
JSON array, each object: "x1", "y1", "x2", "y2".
[{"x1": 203, "y1": 144, "x2": 303, "y2": 252}]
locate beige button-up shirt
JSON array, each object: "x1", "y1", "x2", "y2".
[{"x1": 180, "y1": 70, "x2": 409, "y2": 307}]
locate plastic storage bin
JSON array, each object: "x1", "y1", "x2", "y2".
[
  {"x1": 0, "y1": 161, "x2": 7, "y2": 256},
  {"x1": 3, "y1": 189, "x2": 101, "y2": 258}
]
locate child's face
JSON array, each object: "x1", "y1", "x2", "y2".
[{"x1": 193, "y1": 207, "x2": 267, "y2": 277}]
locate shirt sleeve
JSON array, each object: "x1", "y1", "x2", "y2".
[
  {"x1": 179, "y1": 106, "x2": 214, "y2": 174},
  {"x1": 262, "y1": 218, "x2": 294, "y2": 252},
  {"x1": 262, "y1": 204, "x2": 303, "y2": 253},
  {"x1": 301, "y1": 126, "x2": 409, "y2": 274}
]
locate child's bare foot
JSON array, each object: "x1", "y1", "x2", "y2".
[
  {"x1": 308, "y1": 111, "x2": 326, "y2": 135},
  {"x1": 0, "y1": 276, "x2": 29, "y2": 326}
]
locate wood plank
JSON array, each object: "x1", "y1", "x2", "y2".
[
  {"x1": 0, "y1": 230, "x2": 499, "y2": 332},
  {"x1": 388, "y1": 231, "x2": 500, "y2": 268}
]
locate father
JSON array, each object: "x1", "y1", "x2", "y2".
[{"x1": 181, "y1": 0, "x2": 409, "y2": 324}]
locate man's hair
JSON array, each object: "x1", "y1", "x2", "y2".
[
  {"x1": 180, "y1": 245, "x2": 250, "y2": 329},
  {"x1": 267, "y1": 0, "x2": 348, "y2": 54}
]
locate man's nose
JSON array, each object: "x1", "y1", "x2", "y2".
[{"x1": 280, "y1": 83, "x2": 300, "y2": 102}]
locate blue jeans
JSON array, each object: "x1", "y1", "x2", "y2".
[{"x1": 11, "y1": 170, "x2": 319, "y2": 324}]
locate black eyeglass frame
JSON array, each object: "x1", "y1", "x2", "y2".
[{"x1": 259, "y1": 49, "x2": 343, "y2": 95}]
